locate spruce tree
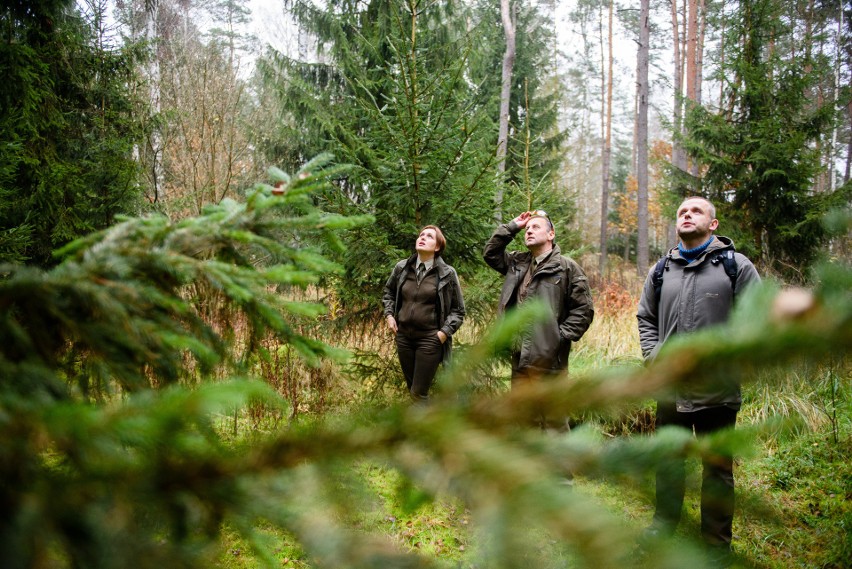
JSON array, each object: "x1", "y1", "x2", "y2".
[
  {"x1": 0, "y1": 0, "x2": 141, "y2": 266},
  {"x1": 0, "y1": 154, "x2": 849, "y2": 569},
  {"x1": 255, "y1": 0, "x2": 580, "y2": 312},
  {"x1": 257, "y1": 1, "x2": 514, "y2": 310},
  {"x1": 680, "y1": 0, "x2": 847, "y2": 278}
]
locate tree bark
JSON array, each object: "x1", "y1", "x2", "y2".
[
  {"x1": 494, "y1": 0, "x2": 516, "y2": 222},
  {"x1": 598, "y1": 0, "x2": 614, "y2": 277},
  {"x1": 718, "y1": 0, "x2": 726, "y2": 104},
  {"x1": 686, "y1": 0, "x2": 698, "y2": 102},
  {"x1": 696, "y1": 0, "x2": 706, "y2": 106},
  {"x1": 671, "y1": 0, "x2": 687, "y2": 173},
  {"x1": 686, "y1": 0, "x2": 701, "y2": 177},
  {"x1": 830, "y1": 2, "x2": 842, "y2": 192},
  {"x1": 145, "y1": 0, "x2": 164, "y2": 203},
  {"x1": 637, "y1": 0, "x2": 650, "y2": 274},
  {"x1": 846, "y1": 101, "x2": 852, "y2": 183},
  {"x1": 690, "y1": 0, "x2": 706, "y2": 178}
]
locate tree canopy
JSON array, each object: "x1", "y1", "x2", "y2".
[
  {"x1": 256, "y1": 0, "x2": 579, "y2": 312},
  {"x1": 680, "y1": 0, "x2": 849, "y2": 279}
]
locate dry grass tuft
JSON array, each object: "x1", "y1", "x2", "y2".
[{"x1": 572, "y1": 280, "x2": 643, "y2": 371}]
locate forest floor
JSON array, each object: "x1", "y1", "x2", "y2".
[
  {"x1": 217, "y1": 280, "x2": 851, "y2": 569},
  {"x1": 217, "y1": 419, "x2": 851, "y2": 569}
]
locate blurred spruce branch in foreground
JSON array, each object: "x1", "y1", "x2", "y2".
[
  {"x1": 0, "y1": 154, "x2": 370, "y2": 401},
  {"x1": 0, "y1": 160, "x2": 850, "y2": 568}
]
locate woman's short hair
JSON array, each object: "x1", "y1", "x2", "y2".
[{"x1": 422, "y1": 225, "x2": 446, "y2": 257}]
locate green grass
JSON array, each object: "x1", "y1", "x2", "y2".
[
  {"x1": 353, "y1": 462, "x2": 473, "y2": 563},
  {"x1": 214, "y1": 417, "x2": 851, "y2": 568},
  {"x1": 216, "y1": 461, "x2": 474, "y2": 568},
  {"x1": 219, "y1": 523, "x2": 311, "y2": 569},
  {"x1": 735, "y1": 431, "x2": 852, "y2": 568}
]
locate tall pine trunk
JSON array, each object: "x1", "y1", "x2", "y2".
[
  {"x1": 671, "y1": 0, "x2": 687, "y2": 175},
  {"x1": 636, "y1": 0, "x2": 650, "y2": 274},
  {"x1": 686, "y1": 0, "x2": 705, "y2": 178},
  {"x1": 599, "y1": 0, "x2": 613, "y2": 277}
]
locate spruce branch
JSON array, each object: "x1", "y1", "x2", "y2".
[{"x1": 0, "y1": 156, "x2": 370, "y2": 399}]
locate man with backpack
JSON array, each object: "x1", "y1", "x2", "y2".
[{"x1": 637, "y1": 197, "x2": 761, "y2": 565}]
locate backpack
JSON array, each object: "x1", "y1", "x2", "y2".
[{"x1": 652, "y1": 249, "x2": 738, "y2": 304}]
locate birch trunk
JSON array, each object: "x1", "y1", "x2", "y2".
[
  {"x1": 145, "y1": 0, "x2": 165, "y2": 203},
  {"x1": 494, "y1": 0, "x2": 516, "y2": 222},
  {"x1": 830, "y1": 2, "x2": 843, "y2": 192}
]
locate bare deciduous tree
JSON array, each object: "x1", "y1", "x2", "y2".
[{"x1": 159, "y1": 38, "x2": 254, "y2": 218}]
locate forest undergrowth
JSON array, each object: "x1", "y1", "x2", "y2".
[{"x1": 217, "y1": 276, "x2": 852, "y2": 569}]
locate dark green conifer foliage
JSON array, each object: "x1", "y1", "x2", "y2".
[
  {"x1": 258, "y1": 1, "x2": 504, "y2": 309},
  {"x1": 256, "y1": 0, "x2": 577, "y2": 313},
  {"x1": 0, "y1": 155, "x2": 369, "y2": 401},
  {"x1": 0, "y1": 0, "x2": 142, "y2": 266},
  {"x1": 679, "y1": 0, "x2": 847, "y2": 279},
  {"x1": 469, "y1": 0, "x2": 571, "y2": 224},
  {"x1": 0, "y1": 157, "x2": 376, "y2": 567}
]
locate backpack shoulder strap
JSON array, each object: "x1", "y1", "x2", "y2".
[
  {"x1": 653, "y1": 248, "x2": 738, "y2": 303},
  {"x1": 652, "y1": 255, "x2": 670, "y2": 304},
  {"x1": 711, "y1": 249, "x2": 738, "y2": 295}
]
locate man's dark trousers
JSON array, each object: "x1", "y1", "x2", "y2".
[{"x1": 653, "y1": 403, "x2": 738, "y2": 547}]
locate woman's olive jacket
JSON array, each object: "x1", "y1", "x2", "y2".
[{"x1": 382, "y1": 254, "x2": 465, "y2": 363}]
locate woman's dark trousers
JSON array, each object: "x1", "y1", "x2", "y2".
[{"x1": 395, "y1": 329, "x2": 443, "y2": 401}]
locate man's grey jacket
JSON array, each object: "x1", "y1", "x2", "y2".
[
  {"x1": 637, "y1": 235, "x2": 761, "y2": 411},
  {"x1": 484, "y1": 221, "x2": 594, "y2": 374}
]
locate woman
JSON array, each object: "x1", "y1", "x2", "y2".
[{"x1": 382, "y1": 226, "x2": 465, "y2": 401}]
